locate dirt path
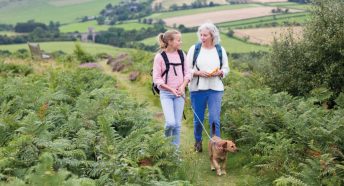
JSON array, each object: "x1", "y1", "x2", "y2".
[{"x1": 99, "y1": 61, "x2": 237, "y2": 186}]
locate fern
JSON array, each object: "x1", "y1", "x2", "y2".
[{"x1": 274, "y1": 176, "x2": 307, "y2": 186}]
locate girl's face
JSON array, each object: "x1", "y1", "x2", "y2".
[
  {"x1": 168, "y1": 33, "x2": 182, "y2": 50},
  {"x1": 200, "y1": 29, "x2": 213, "y2": 45}
]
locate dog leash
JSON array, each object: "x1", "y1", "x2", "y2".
[{"x1": 182, "y1": 95, "x2": 215, "y2": 142}]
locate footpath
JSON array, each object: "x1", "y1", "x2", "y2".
[{"x1": 100, "y1": 61, "x2": 237, "y2": 186}]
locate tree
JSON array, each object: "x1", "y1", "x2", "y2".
[
  {"x1": 265, "y1": 0, "x2": 344, "y2": 97},
  {"x1": 97, "y1": 16, "x2": 105, "y2": 25}
]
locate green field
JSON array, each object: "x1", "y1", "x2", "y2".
[
  {"x1": 147, "y1": 4, "x2": 261, "y2": 19},
  {"x1": 141, "y1": 32, "x2": 269, "y2": 53},
  {"x1": 0, "y1": 42, "x2": 132, "y2": 56},
  {"x1": 0, "y1": 0, "x2": 120, "y2": 24},
  {"x1": 264, "y1": 2, "x2": 311, "y2": 10},
  {"x1": 0, "y1": 31, "x2": 23, "y2": 36},
  {"x1": 60, "y1": 20, "x2": 154, "y2": 33},
  {"x1": 218, "y1": 12, "x2": 310, "y2": 29}
]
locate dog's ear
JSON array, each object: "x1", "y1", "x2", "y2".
[{"x1": 222, "y1": 141, "x2": 227, "y2": 149}]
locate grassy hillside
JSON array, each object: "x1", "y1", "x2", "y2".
[
  {"x1": 0, "y1": 0, "x2": 120, "y2": 24},
  {"x1": 60, "y1": 20, "x2": 154, "y2": 33},
  {"x1": 141, "y1": 32, "x2": 269, "y2": 53},
  {"x1": 0, "y1": 42, "x2": 131, "y2": 56},
  {"x1": 147, "y1": 4, "x2": 260, "y2": 19},
  {"x1": 264, "y1": 2, "x2": 311, "y2": 10},
  {"x1": 218, "y1": 12, "x2": 310, "y2": 29}
]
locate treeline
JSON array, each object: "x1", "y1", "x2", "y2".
[
  {"x1": 0, "y1": 24, "x2": 13, "y2": 32},
  {"x1": 168, "y1": 0, "x2": 219, "y2": 11},
  {"x1": 288, "y1": 0, "x2": 310, "y2": 3},
  {"x1": 0, "y1": 21, "x2": 75, "y2": 44},
  {"x1": 95, "y1": 23, "x2": 165, "y2": 51},
  {"x1": 98, "y1": 0, "x2": 153, "y2": 25}
]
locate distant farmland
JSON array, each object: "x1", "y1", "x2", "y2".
[
  {"x1": 163, "y1": 6, "x2": 303, "y2": 27},
  {"x1": 141, "y1": 32, "x2": 269, "y2": 53},
  {"x1": 0, "y1": 0, "x2": 120, "y2": 24},
  {"x1": 233, "y1": 26, "x2": 303, "y2": 45}
]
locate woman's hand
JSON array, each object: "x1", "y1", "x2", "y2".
[
  {"x1": 211, "y1": 70, "x2": 223, "y2": 77},
  {"x1": 194, "y1": 70, "x2": 210, "y2": 77}
]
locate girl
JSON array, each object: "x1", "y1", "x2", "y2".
[{"x1": 153, "y1": 30, "x2": 191, "y2": 148}]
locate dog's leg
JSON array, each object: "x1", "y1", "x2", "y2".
[
  {"x1": 208, "y1": 142, "x2": 215, "y2": 171},
  {"x1": 212, "y1": 159, "x2": 221, "y2": 176},
  {"x1": 210, "y1": 155, "x2": 215, "y2": 171},
  {"x1": 221, "y1": 157, "x2": 227, "y2": 175}
]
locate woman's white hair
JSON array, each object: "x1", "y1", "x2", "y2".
[{"x1": 197, "y1": 22, "x2": 221, "y2": 45}]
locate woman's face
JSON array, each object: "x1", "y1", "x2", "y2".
[
  {"x1": 200, "y1": 29, "x2": 213, "y2": 45},
  {"x1": 168, "y1": 33, "x2": 182, "y2": 50}
]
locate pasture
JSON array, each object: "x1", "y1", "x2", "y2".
[
  {"x1": 233, "y1": 26, "x2": 303, "y2": 45},
  {"x1": 141, "y1": 32, "x2": 269, "y2": 53},
  {"x1": 0, "y1": 31, "x2": 23, "y2": 36},
  {"x1": 0, "y1": 0, "x2": 120, "y2": 24},
  {"x1": 218, "y1": 12, "x2": 309, "y2": 29},
  {"x1": 60, "y1": 21, "x2": 153, "y2": 33},
  {"x1": 148, "y1": 4, "x2": 260, "y2": 19},
  {"x1": 163, "y1": 6, "x2": 303, "y2": 27},
  {"x1": 0, "y1": 42, "x2": 130, "y2": 56}
]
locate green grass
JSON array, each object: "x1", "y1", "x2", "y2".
[
  {"x1": 0, "y1": 0, "x2": 120, "y2": 24},
  {"x1": 60, "y1": 20, "x2": 154, "y2": 33},
  {"x1": 0, "y1": 31, "x2": 22, "y2": 36},
  {"x1": 0, "y1": 41, "x2": 132, "y2": 56},
  {"x1": 218, "y1": 12, "x2": 310, "y2": 29},
  {"x1": 141, "y1": 32, "x2": 269, "y2": 53},
  {"x1": 264, "y1": 2, "x2": 311, "y2": 10},
  {"x1": 59, "y1": 21, "x2": 111, "y2": 33},
  {"x1": 147, "y1": 4, "x2": 261, "y2": 19},
  {"x1": 113, "y1": 22, "x2": 153, "y2": 31}
]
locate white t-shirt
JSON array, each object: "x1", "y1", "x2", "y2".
[{"x1": 186, "y1": 45, "x2": 230, "y2": 92}]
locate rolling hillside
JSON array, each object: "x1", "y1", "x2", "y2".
[
  {"x1": 0, "y1": 41, "x2": 132, "y2": 56},
  {"x1": 0, "y1": 0, "x2": 120, "y2": 24}
]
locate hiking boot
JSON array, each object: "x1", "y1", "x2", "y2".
[{"x1": 194, "y1": 141, "x2": 202, "y2": 152}]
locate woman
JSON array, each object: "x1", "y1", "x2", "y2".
[
  {"x1": 186, "y1": 23, "x2": 230, "y2": 152},
  {"x1": 153, "y1": 30, "x2": 191, "y2": 148}
]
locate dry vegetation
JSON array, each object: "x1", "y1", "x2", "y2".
[{"x1": 233, "y1": 26, "x2": 303, "y2": 45}]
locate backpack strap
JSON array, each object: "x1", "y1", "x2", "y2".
[
  {"x1": 192, "y1": 43, "x2": 202, "y2": 85},
  {"x1": 215, "y1": 44, "x2": 223, "y2": 69},
  {"x1": 177, "y1": 49, "x2": 185, "y2": 77},
  {"x1": 160, "y1": 51, "x2": 170, "y2": 84},
  {"x1": 192, "y1": 42, "x2": 202, "y2": 68}
]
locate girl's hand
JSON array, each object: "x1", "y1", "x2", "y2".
[
  {"x1": 171, "y1": 89, "x2": 181, "y2": 97},
  {"x1": 177, "y1": 85, "x2": 185, "y2": 96}
]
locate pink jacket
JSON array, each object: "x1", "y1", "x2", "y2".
[{"x1": 153, "y1": 51, "x2": 191, "y2": 90}]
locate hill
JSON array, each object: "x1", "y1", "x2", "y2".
[
  {"x1": 0, "y1": 0, "x2": 119, "y2": 24},
  {"x1": 0, "y1": 41, "x2": 132, "y2": 56}
]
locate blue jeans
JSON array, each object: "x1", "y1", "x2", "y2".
[
  {"x1": 190, "y1": 90, "x2": 223, "y2": 142},
  {"x1": 160, "y1": 90, "x2": 185, "y2": 148}
]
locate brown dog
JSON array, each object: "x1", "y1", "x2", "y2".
[{"x1": 208, "y1": 136, "x2": 237, "y2": 176}]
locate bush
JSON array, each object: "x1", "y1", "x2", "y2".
[
  {"x1": 0, "y1": 61, "x2": 33, "y2": 76},
  {"x1": 73, "y1": 43, "x2": 95, "y2": 63},
  {"x1": 265, "y1": 0, "x2": 344, "y2": 97}
]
